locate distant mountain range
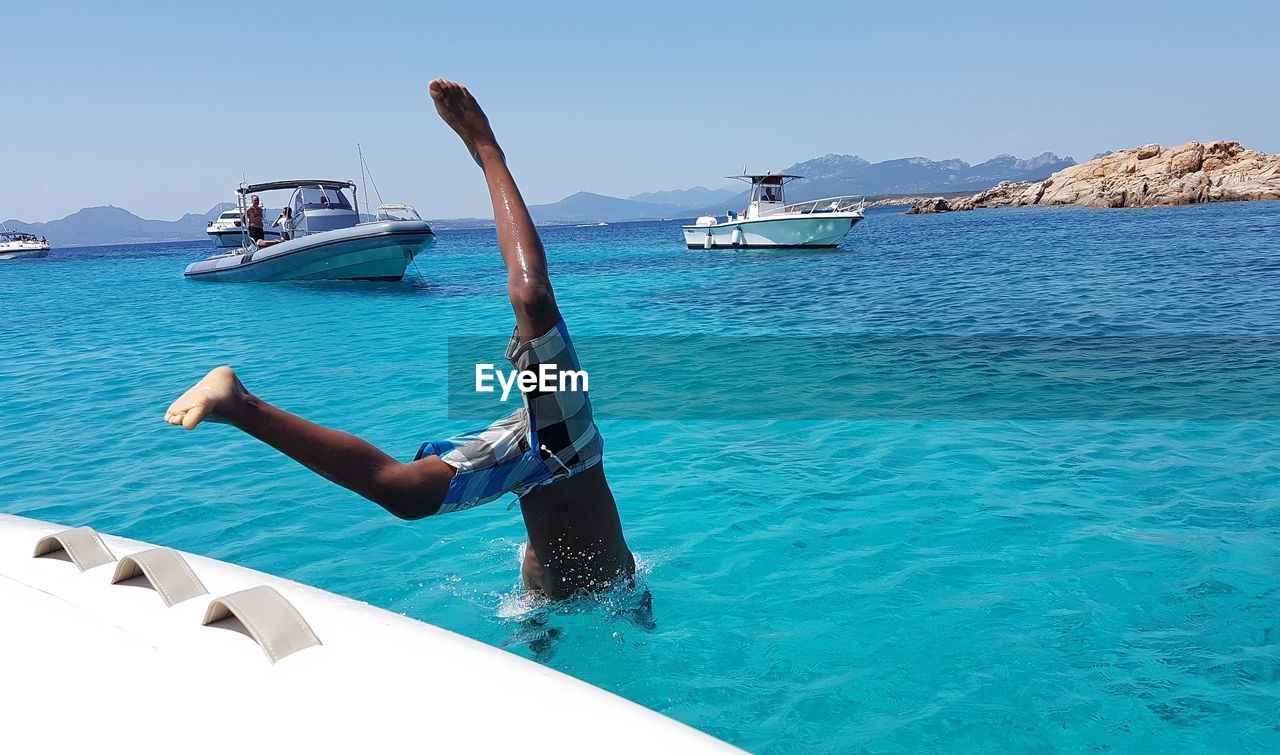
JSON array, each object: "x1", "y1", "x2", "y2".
[
  {"x1": 626, "y1": 186, "x2": 738, "y2": 208},
  {"x1": 529, "y1": 152, "x2": 1074, "y2": 224},
  {"x1": 4, "y1": 205, "x2": 221, "y2": 248},
  {"x1": 527, "y1": 192, "x2": 677, "y2": 224},
  {"x1": 1, "y1": 204, "x2": 277, "y2": 248},
  {"x1": 6, "y1": 151, "x2": 1074, "y2": 246},
  {"x1": 773, "y1": 152, "x2": 1076, "y2": 200}
]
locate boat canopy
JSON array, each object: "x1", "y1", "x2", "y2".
[
  {"x1": 237, "y1": 179, "x2": 356, "y2": 195},
  {"x1": 727, "y1": 174, "x2": 804, "y2": 186}
]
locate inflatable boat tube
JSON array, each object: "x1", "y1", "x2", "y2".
[{"x1": 0, "y1": 513, "x2": 737, "y2": 752}]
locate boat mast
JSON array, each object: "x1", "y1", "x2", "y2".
[
  {"x1": 238, "y1": 185, "x2": 248, "y2": 249},
  {"x1": 358, "y1": 144, "x2": 368, "y2": 221},
  {"x1": 358, "y1": 148, "x2": 385, "y2": 212}
]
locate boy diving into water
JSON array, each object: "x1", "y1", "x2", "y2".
[{"x1": 164, "y1": 79, "x2": 634, "y2": 600}]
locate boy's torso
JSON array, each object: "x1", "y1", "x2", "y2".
[{"x1": 518, "y1": 463, "x2": 633, "y2": 598}]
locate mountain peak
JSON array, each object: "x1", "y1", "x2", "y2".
[
  {"x1": 628, "y1": 185, "x2": 738, "y2": 208},
  {"x1": 784, "y1": 153, "x2": 871, "y2": 177},
  {"x1": 64, "y1": 205, "x2": 139, "y2": 220},
  {"x1": 1016, "y1": 152, "x2": 1073, "y2": 170},
  {"x1": 814, "y1": 153, "x2": 869, "y2": 164}
]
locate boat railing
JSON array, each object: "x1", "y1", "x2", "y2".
[{"x1": 758, "y1": 195, "x2": 867, "y2": 218}]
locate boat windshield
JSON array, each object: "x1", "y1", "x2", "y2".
[
  {"x1": 375, "y1": 204, "x2": 422, "y2": 221},
  {"x1": 756, "y1": 185, "x2": 783, "y2": 203},
  {"x1": 299, "y1": 186, "x2": 353, "y2": 210},
  {"x1": 218, "y1": 211, "x2": 241, "y2": 220}
]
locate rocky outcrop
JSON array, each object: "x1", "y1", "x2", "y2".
[
  {"x1": 865, "y1": 194, "x2": 978, "y2": 209},
  {"x1": 904, "y1": 197, "x2": 953, "y2": 214},
  {"x1": 866, "y1": 196, "x2": 937, "y2": 209},
  {"x1": 907, "y1": 141, "x2": 1280, "y2": 214},
  {"x1": 906, "y1": 182, "x2": 1036, "y2": 214}
]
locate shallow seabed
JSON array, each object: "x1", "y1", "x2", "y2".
[{"x1": 3, "y1": 204, "x2": 1278, "y2": 752}]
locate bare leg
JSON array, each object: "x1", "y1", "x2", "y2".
[{"x1": 164, "y1": 367, "x2": 454, "y2": 519}]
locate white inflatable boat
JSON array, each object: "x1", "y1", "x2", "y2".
[
  {"x1": 0, "y1": 514, "x2": 736, "y2": 753},
  {"x1": 183, "y1": 180, "x2": 435, "y2": 282}
]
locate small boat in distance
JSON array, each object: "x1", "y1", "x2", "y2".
[
  {"x1": 0, "y1": 223, "x2": 51, "y2": 260},
  {"x1": 682, "y1": 173, "x2": 865, "y2": 249},
  {"x1": 184, "y1": 180, "x2": 434, "y2": 282},
  {"x1": 206, "y1": 205, "x2": 279, "y2": 248}
]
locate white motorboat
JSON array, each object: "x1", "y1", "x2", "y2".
[
  {"x1": 205, "y1": 206, "x2": 279, "y2": 248},
  {"x1": 0, "y1": 514, "x2": 737, "y2": 752},
  {"x1": 682, "y1": 174, "x2": 865, "y2": 249},
  {"x1": 185, "y1": 180, "x2": 434, "y2": 282},
  {"x1": 0, "y1": 224, "x2": 50, "y2": 260}
]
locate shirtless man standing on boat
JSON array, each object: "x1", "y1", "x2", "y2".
[
  {"x1": 164, "y1": 79, "x2": 634, "y2": 599},
  {"x1": 245, "y1": 195, "x2": 265, "y2": 243}
]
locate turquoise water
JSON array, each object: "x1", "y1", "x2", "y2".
[{"x1": 3, "y1": 204, "x2": 1279, "y2": 752}]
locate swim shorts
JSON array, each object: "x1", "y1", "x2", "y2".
[{"x1": 414, "y1": 319, "x2": 603, "y2": 514}]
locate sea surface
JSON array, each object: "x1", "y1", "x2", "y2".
[{"x1": 3, "y1": 204, "x2": 1279, "y2": 752}]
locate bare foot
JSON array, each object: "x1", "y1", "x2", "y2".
[
  {"x1": 428, "y1": 78, "x2": 501, "y2": 165},
  {"x1": 164, "y1": 366, "x2": 249, "y2": 430}
]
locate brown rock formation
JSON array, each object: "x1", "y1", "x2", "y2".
[
  {"x1": 904, "y1": 197, "x2": 952, "y2": 214},
  {"x1": 908, "y1": 141, "x2": 1280, "y2": 214}
]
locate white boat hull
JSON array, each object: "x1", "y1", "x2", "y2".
[
  {"x1": 0, "y1": 247, "x2": 50, "y2": 260},
  {"x1": 681, "y1": 212, "x2": 863, "y2": 249},
  {"x1": 0, "y1": 514, "x2": 736, "y2": 752},
  {"x1": 0, "y1": 240, "x2": 51, "y2": 260},
  {"x1": 185, "y1": 220, "x2": 434, "y2": 282}
]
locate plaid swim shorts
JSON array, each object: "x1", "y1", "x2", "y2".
[{"x1": 414, "y1": 319, "x2": 603, "y2": 514}]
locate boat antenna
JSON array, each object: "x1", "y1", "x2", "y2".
[
  {"x1": 238, "y1": 173, "x2": 249, "y2": 248},
  {"x1": 358, "y1": 145, "x2": 384, "y2": 210},
  {"x1": 358, "y1": 144, "x2": 369, "y2": 217}
]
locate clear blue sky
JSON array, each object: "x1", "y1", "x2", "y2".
[{"x1": 4, "y1": 0, "x2": 1278, "y2": 221}]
